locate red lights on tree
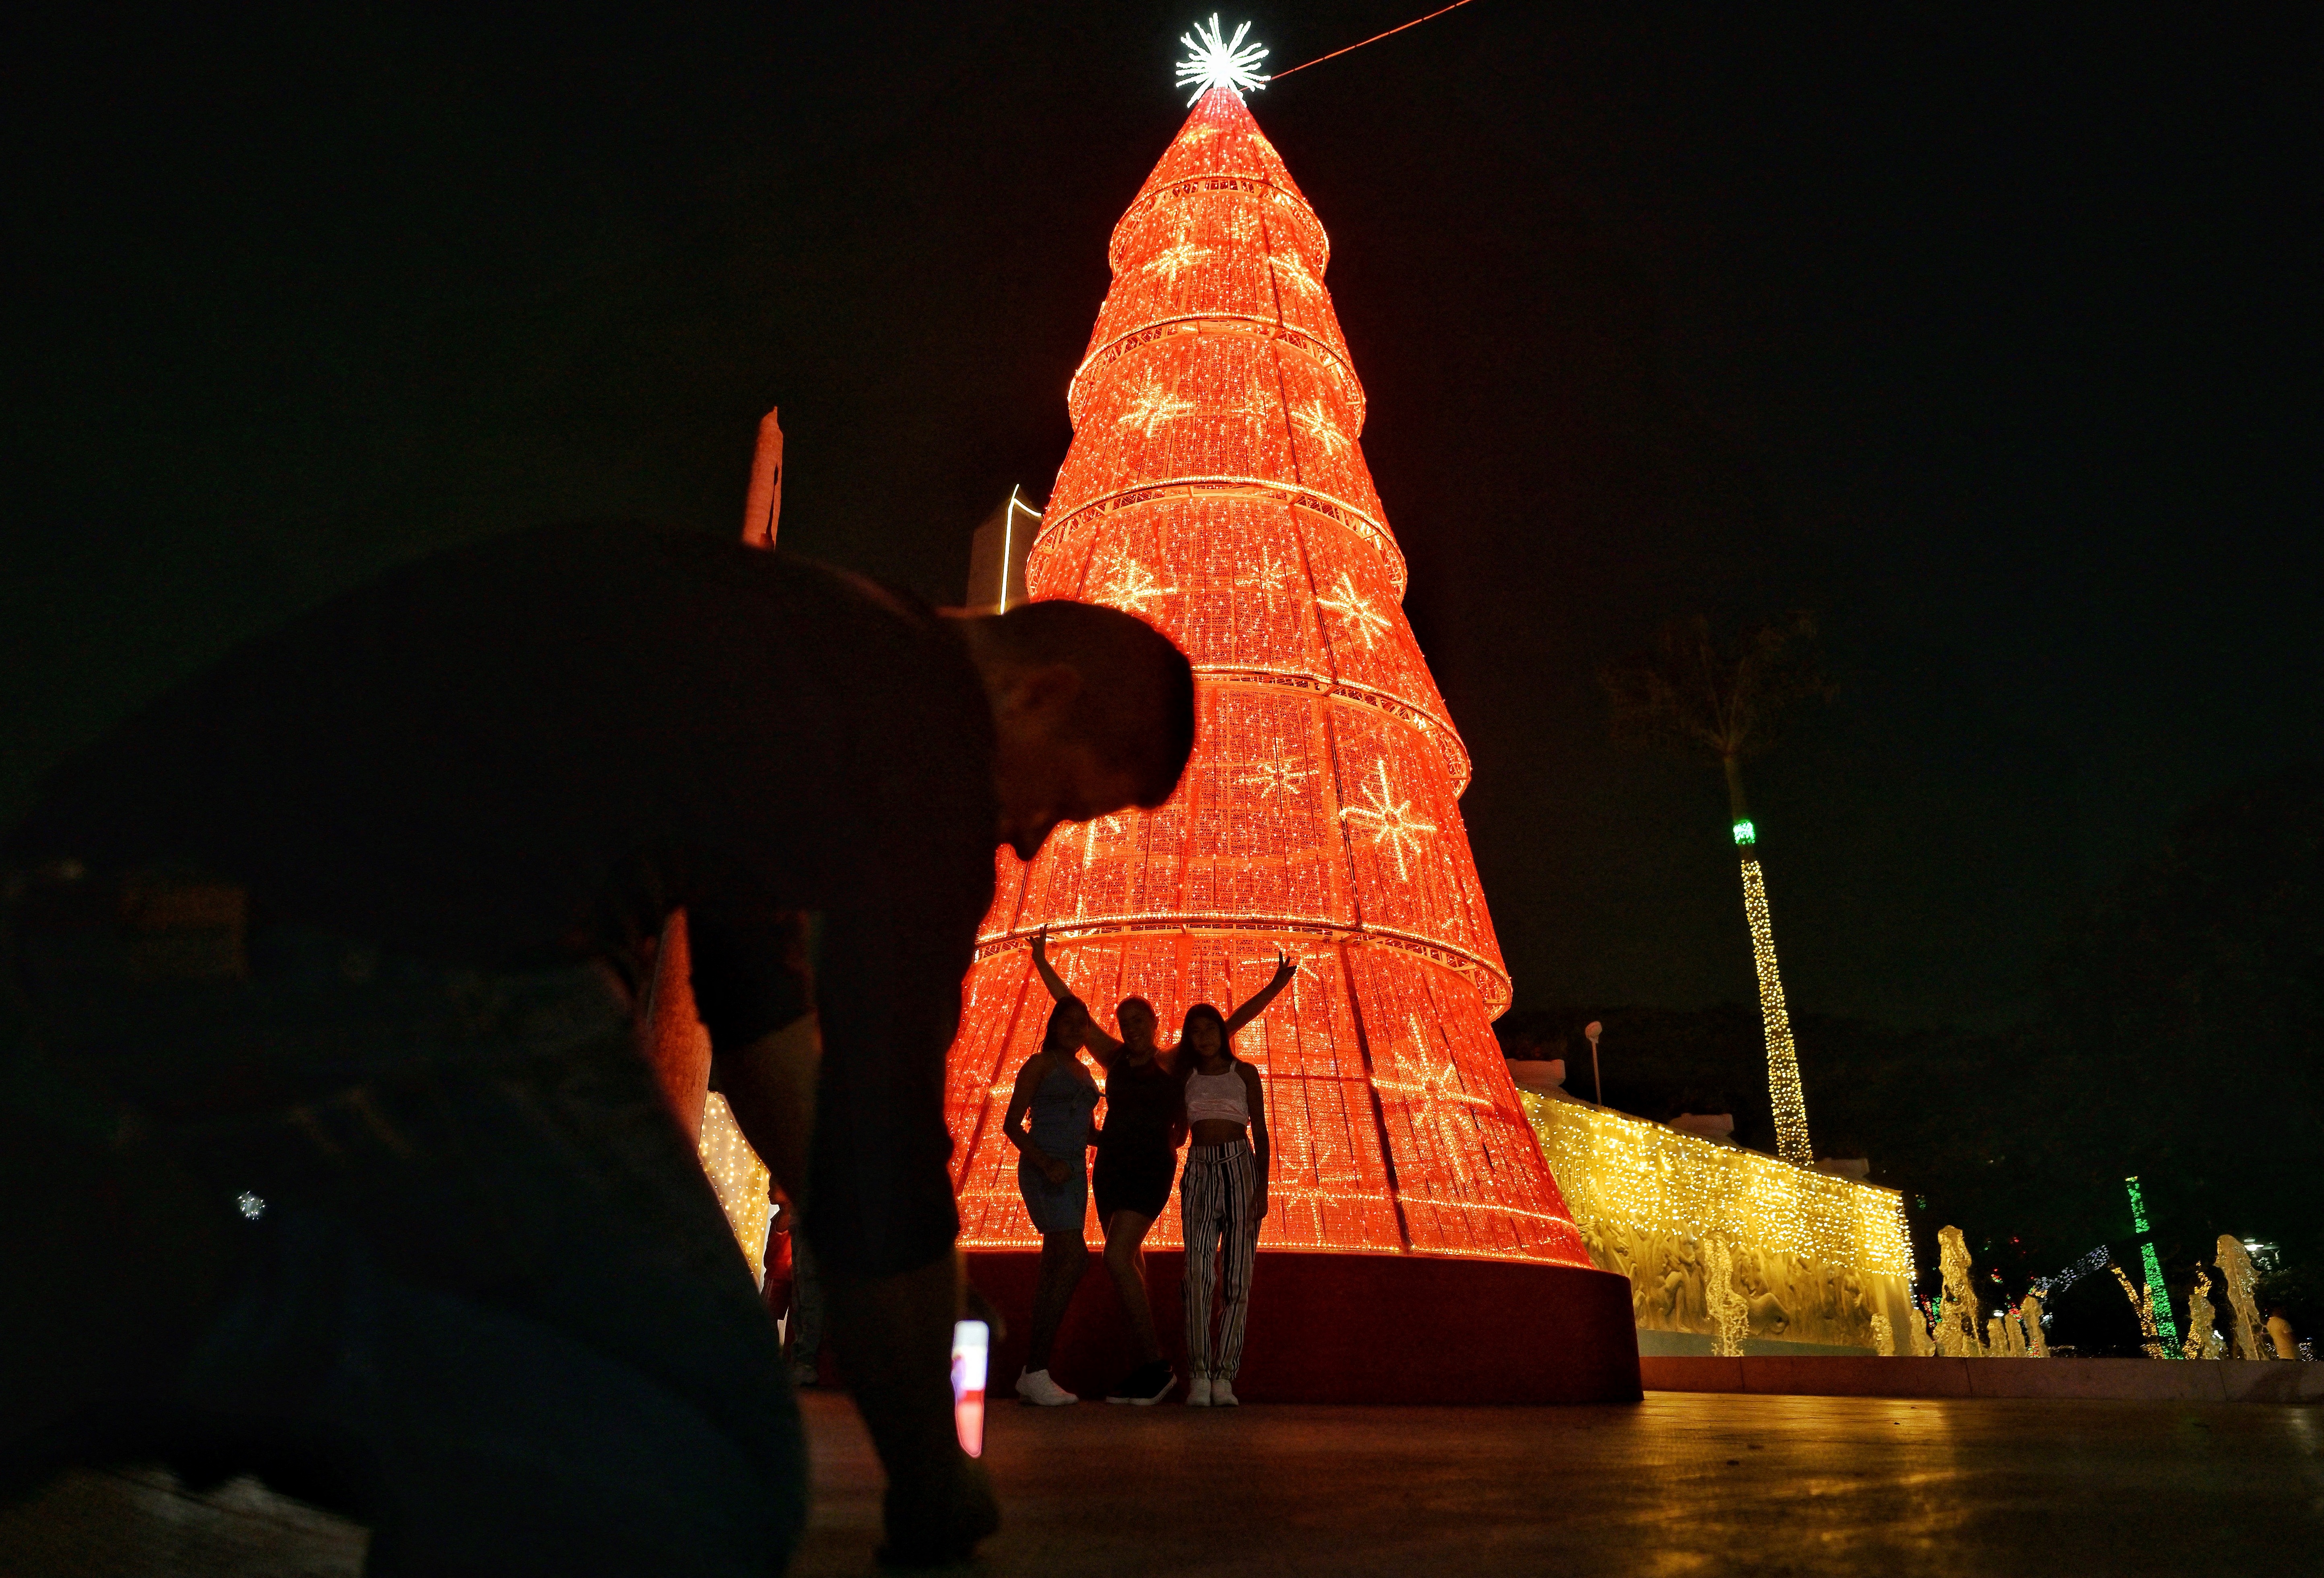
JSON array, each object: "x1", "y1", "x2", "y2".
[{"x1": 945, "y1": 87, "x2": 1591, "y2": 1269}]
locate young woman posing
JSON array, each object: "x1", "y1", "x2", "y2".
[
  {"x1": 1176, "y1": 963, "x2": 1290, "y2": 1406},
  {"x1": 1028, "y1": 931, "x2": 1292, "y2": 1405},
  {"x1": 1000, "y1": 999, "x2": 1101, "y2": 1405}
]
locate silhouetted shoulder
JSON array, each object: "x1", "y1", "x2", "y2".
[{"x1": 4, "y1": 521, "x2": 995, "y2": 974}]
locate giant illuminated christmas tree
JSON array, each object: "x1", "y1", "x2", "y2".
[{"x1": 943, "y1": 68, "x2": 1600, "y2": 1283}]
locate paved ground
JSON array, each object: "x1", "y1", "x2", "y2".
[{"x1": 7, "y1": 1389, "x2": 2320, "y2": 1574}]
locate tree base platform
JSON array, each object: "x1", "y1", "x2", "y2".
[{"x1": 965, "y1": 1248, "x2": 1640, "y2": 1405}]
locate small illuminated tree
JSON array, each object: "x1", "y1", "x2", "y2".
[{"x1": 1600, "y1": 613, "x2": 1832, "y2": 1166}]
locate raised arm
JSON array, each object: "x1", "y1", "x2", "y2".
[
  {"x1": 1032, "y1": 929, "x2": 1125, "y2": 1068},
  {"x1": 1222, "y1": 950, "x2": 1297, "y2": 1038},
  {"x1": 1080, "y1": 1017, "x2": 1127, "y2": 1070},
  {"x1": 1028, "y1": 928, "x2": 1076, "y2": 1005}
]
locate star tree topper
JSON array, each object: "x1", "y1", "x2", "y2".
[{"x1": 1176, "y1": 14, "x2": 1269, "y2": 104}]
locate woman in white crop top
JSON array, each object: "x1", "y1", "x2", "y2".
[{"x1": 1173, "y1": 951, "x2": 1294, "y2": 1406}]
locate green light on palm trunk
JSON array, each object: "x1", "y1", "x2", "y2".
[
  {"x1": 2126, "y1": 1177, "x2": 2182, "y2": 1350},
  {"x1": 1732, "y1": 819, "x2": 1756, "y2": 845},
  {"x1": 2141, "y1": 1242, "x2": 2182, "y2": 1347}
]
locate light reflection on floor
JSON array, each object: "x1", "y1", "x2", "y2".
[
  {"x1": 798, "y1": 1388, "x2": 2322, "y2": 1576},
  {"x1": 5, "y1": 1389, "x2": 2318, "y2": 1574}
]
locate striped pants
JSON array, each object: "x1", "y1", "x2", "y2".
[{"x1": 1180, "y1": 1139, "x2": 1260, "y2": 1380}]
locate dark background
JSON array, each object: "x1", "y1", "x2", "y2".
[{"x1": 7, "y1": 3, "x2": 2318, "y2": 1335}]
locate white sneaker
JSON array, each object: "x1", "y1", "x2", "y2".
[
  {"x1": 1187, "y1": 1376, "x2": 1213, "y2": 1407},
  {"x1": 1209, "y1": 1377, "x2": 1240, "y2": 1407},
  {"x1": 1015, "y1": 1368, "x2": 1078, "y2": 1406}
]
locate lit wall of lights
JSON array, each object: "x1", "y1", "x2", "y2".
[
  {"x1": 1519, "y1": 1091, "x2": 1914, "y2": 1350},
  {"x1": 943, "y1": 87, "x2": 1591, "y2": 1268},
  {"x1": 698, "y1": 1092, "x2": 772, "y2": 1285},
  {"x1": 1740, "y1": 858, "x2": 1814, "y2": 1167}
]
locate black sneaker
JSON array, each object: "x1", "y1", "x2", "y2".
[{"x1": 1106, "y1": 1359, "x2": 1176, "y2": 1405}]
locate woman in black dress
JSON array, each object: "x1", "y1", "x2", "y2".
[{"x1": 1028, "y1": 930, "x2": 1292, "y2": 1404}]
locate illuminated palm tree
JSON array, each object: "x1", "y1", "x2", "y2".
[{"x1": 1600, "y1": 613, "x2": 1833, "y2": 1166}]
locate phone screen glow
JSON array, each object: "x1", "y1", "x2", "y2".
[{"x1": 950, "y1": 1318, "x2": 989, "y2": 1458}]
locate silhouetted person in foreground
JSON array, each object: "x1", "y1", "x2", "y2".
[{"x1": 0, "y1": 521, "x2": 1195, "y2": 1574}]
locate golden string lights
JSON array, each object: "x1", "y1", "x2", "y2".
[
  {"x1": 1741, "y1": 858, "x2": 1814, "y2": 1167},
  {"x1": 1520, "y1": 1092, "x2": 1912, "y2": 1280},
  {"x1": 696, "y1": 1093, "x2": 773, "y2": 1285},
  {"x1": 1528, "y1": 1075, "x2": 1922, "y2": 1355},
  {"x1": 941, "y1": 83, "x2": 1591, "y2": 1268}
]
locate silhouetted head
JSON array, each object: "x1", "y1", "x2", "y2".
[
  {"x1": 1041, "y1": 998, "x2": 1088, "y2": 1057},
  {"x1": 954, "y1": 600, "x2": 1196, "y2": 859},
  {"x1": 1116, "y1": 996, "x2": 1159, "y2": 1052}
]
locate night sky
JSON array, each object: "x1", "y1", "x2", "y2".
[{"x1": 8, "y1": 3, "x2": 2317, "y2": 1036}]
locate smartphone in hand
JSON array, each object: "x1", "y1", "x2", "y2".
[{"x1": 950, "y1": 1318, "x2": 989, "y2": 1458}]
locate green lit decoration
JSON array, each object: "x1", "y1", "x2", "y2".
[
  {"x1": 1732, "y1": 818, "x2": 1757, "y2": 845},
  {"x1": 2125, "y1": 1176, "x2": 2182, "y2": 1353}
]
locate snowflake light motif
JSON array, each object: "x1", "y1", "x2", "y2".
[
  {"x1": 1093, "y1": 557, "x2": 1174, "y2": 617},
  {"x1": 1233, "y1": 544, "x2": 1294, "y2": 593},
  {"x1": 1316, "y1": 571, "x2": 1391, "y2": 649},
  {"x1": 1117, "y1": 375, "x2": 1195, "y2": 438},
  {"x1": 1176, "y1": 14, "x2": 1269, "y2": 105},
  {"x1": 1372, "y1": 1025, "x2": 1495, "y2": 1184},
  {"x1": 1238, "y1": 758, "x2": 1314, "y2": 800},
  {"x1": 1221, "y1": 389, "x2": 1276, "y2": 431},
  {"x1": 1341, "y1": 759, "x2": 1434, "y2": 881},
  {"x1": 1142, "y1": 234, "x2": 1214, "y2": 285},
  {"x1": 1266, "y1": 251, "x2": 1321, "y2": 297},
  {"x1": 1290, "y1": 398, "x2": 1352, "y2": 460},
  {"x1": 1077, "y1": 813, "x2": 1129, "y2": 873}
]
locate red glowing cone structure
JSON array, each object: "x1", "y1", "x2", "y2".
[
  {"x1": 945, "y1": 85, "x2": 1635, "y2": 1400},
  {"x1": 949, "y1": 87, "x2": 1591, "y2": 1266}
]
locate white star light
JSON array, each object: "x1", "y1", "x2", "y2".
[
  {"x1": 1223, "y1": 390, "x2": 1276, "y2": 429},
  {"x1": 1117, "y1": 375, "x2": 1195, "y2": 438},
  {"x1": 1266, "y1": 252, "x2": 1321, "y2": 296},
  {"x1": 1290, "y1": 398, "x2": 1352, "y2": 459},
  {"x1": 1232, "y1": 544, "x2": 1293, "y2": 593},
  {"x1": 1316, "y1": 572, "x2": 1391, "y2": 649},
  {"x1": 1340, "y1": 759, "x2": 1435, "y2": 880},
  {"x1": 1176, "y1": 14, "x2": 1269, "y2": 105},
  {"x1": 1372, "y1": 1025, "x2": 1495, "y2": 1183},
  {"x1": 1094, "y1": 557, "x2": 1175, "y2": 617},
  {"x1": 1238, "y1": 758, "x2": 1314, "y2": 800},
  {"x1": 1077, "y1": 813, "x2": 1128, "y2": 873},
  {"x1": 1142, "y1": 235, "x2": 1214, "y2": 285}
]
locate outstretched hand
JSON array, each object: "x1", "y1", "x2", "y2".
[{"x1": 1271, "y1": 949, "x2": 1296, "y2": 986}]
